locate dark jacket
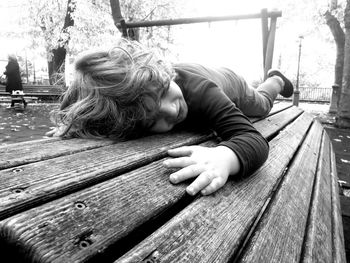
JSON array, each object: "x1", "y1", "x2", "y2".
[
  {"x1": 4, "y1": 57, "x2": 23, "y2": 93},
  {"x1": 174, "y1": 63, "x2": 269, "y2": 178}
]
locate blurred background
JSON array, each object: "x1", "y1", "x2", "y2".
[{"x1": 0, "y1": 0, "x2": 337, "y2": 88}]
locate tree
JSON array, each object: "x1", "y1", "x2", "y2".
[
  {"x1": 324, "y1": 0, "x2": 345, "y2": 114},
  {"x1": 19, "y1": 0, "x2": 184, "y2": 84},
  {"x1": 324, "y1": 0, "x2": 350, "y2": 128},
  {"x1": 325, "y1": 10, "x2": 345, "y2": 91},
  {"x1": 337, "y1": 0, "x2": 350, "y2": 127},
  {"x1": 47, "y1": 0, "x2": 76, "y2": 85},
  {"x1": 110, "y1": 0, "x2": 185, "y2": 52},
  {"x1": 26, "y1": 0, "x2": 77, "y2": 84}
]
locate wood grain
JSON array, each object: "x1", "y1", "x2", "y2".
[
  {"x1": 239, "y1": 121, "x2": 323, "y2": 263},
  {"x1": 0, "y1": 113, "x2": 313, "y2": 263},
  {"x1": 0, "y1": 131, "x2": 212, "y2": 220},
  {"x1": 301, "y1": 132, "x2": 333, "y2": 263},
  {"x1": 0, "y1": 108, "x2": 301, "y2": 221},
  {"x1": 330, "y1": 142, "x2": 347, "y2": 262},
  {"x1": 0, "y1": 103, "x2": 295, "y2": 171},
  {"x1": 114, "y1": 113, "x2": 314, "y2": 263}
]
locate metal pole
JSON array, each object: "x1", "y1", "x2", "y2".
[
  {"x1": 117, "y1": 11, "x2": 282, "y2": 29},
  {"x1": 293, "y1": 35, "x2": 303, "y2": 106},
  {"x1": 33, "y1": 61, "x2": 36, "y2": 84},
  {"x1": 25, "y1": 50, "x2": 29, "y2": 84}
]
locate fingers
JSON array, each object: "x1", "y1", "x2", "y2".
[
  {"x1": 170, "y1": 166, "x2": 227, "y2": 196},
  {"x1": 163, "y1": 157, "x2": 195, "y2": 168},
  {"x1": 186, "y1": 171, "x2": 212, "y2": 196},
  {"x1": 167, "y1": 146, "x2": 193, "y2": 157},
  {"x1": 45, "y1": 129, "x2": 56, "y2": 137},
  {"x1": 169, "y1": 164, "x2": 204, "y2": 184},
  {"x1": 200, "y1": 177, "x2": 226, "y2": 195}
]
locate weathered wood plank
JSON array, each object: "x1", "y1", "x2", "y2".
[
  {"x1": 254, "y1": 106, "x2": 303, "y2": 139},
  {"x1": 114, "y1": 113, "x2": 314, "y2": 263},
  {"x1": 0, "y1": 131, "x2": 213, "y2": 171},
  {"x1": 0, "y1": 104, "x2": 299, "y2": 171},
  {"x1": 301, "y1": 132, "x2": 333, "y2": 263},
  {"x1": 0, "y1": 107, "x2": 302, "y2": 220},
  {"x1": 0, "y1": 113, "x2": 313, "y2": 263},
  {"x1": 0, "y1": 137, "x2": 115, "y2": 170},
  {"x1": 250, "y1": 101, "x2": 292, "y2": 122},
  {"x1": 0, "y1": 160, "x2": 192, "y2": 263},
  {"x1": 269, "y1": 101, "x2": 292, "y2": 114},
  {"x1": 238, "y1": 121, "x2": 323, "y2": 263},
  {"x1": 330, "y1": 142, "x2": 347, "y2": 262},
  {"x1": 0, "y1": 131, "x2": 212, "y2": 220}
]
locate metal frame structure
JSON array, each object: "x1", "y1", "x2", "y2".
[{"x1": 111, "y1": 0, "x2": 281, "y2": 79}]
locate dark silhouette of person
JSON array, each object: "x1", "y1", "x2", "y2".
[{"x1": 4, "y1": 54, "x2": 27, "y2": 108}]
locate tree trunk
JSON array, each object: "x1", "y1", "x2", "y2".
[
  {"x1": 48, "y1": 0, "x2": 76, "y2": 85},
  {"x1": 325, "y1": 10, "x2": 345, "y2": 88},
  {"x1": 325, "y1": 10, "x2": 345, "y2": 113},
  {"x1": 336, "y1": 0, "x2": 350, "y2": 128},
  {"x1": 109, "y1": 0, "x2": 140, "y2": 41},
  {"x1": 48, "y1": 47, "x2": 67, "y2": 85}
]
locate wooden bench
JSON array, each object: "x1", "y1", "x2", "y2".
[
  {"x1": 0, "y1": 84, "x2": 64, "y2": 101},
  {"x1": 0, "y1": 102, "x2": 346, "y2": 263},
  {"x1": 0, "y1": 96, "x2": 38, "y2": 104}
]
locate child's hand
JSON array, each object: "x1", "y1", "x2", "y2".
[
  {"x1": 163, "y1": 145, "x2": 241, "y2": 196},
  {"x1": 45, "y1": 126, "x2": 66, "y2": 137}
]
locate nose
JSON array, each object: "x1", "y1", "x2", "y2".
[{"x1": 159, "y1": 100, "x2": 177, "y2": 119}]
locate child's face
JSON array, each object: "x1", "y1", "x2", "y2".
[{"x1": 148, "y1": 81, "x2": 188, "y2": 133}]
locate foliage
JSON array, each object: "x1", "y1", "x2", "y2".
[
  {"x1": 119, "y1": 0, "x2": 186, "y2": 54},
  {"x1": 25, "y1": 0, "x2": 69, "y2": 60},
  {"x1": 0, "y1": 0, "x2": 343, "y2": 89},
  {"x1": 0, "y1": 0, "x2": 186, "y2": 82},
  {"x1": 22, "y1": 0, "x2": 186, "y2": 56},
  {"x1": 68, "y1": 0, "x2": 119, "y2": 54}
]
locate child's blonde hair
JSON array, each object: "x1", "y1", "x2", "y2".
[{"x1": 51, "y1": 39, "x2": 175, "y2": 139}]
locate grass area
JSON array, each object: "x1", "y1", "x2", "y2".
[{"x1": 0, "y1": 102, "x2": 59, "y2": 145}]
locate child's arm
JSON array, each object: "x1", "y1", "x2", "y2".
[
  {"x1": 164, "y1": 76, "x2": 269, "y2": 195},
  {"x1": 164, "y1": 145, "x2": 240, "y2": 196}
]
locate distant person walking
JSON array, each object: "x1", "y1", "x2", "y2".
[{"x1": 4, "y1": 54, "x2": 27, "y2": 108}]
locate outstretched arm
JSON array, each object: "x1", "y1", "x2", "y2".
[
  {"x1": 163, "y1": 80, "x2": 269, "y2": 196},
  {"x1": 164, "y1": 145, "x2": 240, "y2": 195}
]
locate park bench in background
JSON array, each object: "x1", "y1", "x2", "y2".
[
  {"x1": 0, "y1": 102, "x2": 346, "y2": 263},
  {"x1": 0, "y1": 84, "x2": 64, "y2": 101}
]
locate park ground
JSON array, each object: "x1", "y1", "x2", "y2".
[{"x1": 0, "y1": 100, "x2": 350, "y2": 260}]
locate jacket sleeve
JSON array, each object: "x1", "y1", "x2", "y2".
[{"x1": 195, "y1": 82, "x2": 269, "y2": 177}]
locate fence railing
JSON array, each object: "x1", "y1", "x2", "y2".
[{"x1": 277, "y1": 86, "x2": 332, "y2": 102}]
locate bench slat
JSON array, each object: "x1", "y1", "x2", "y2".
[
  {"x1": 0, "y1": 132, "x2": 209, "y2": 170},
  {"x1": 0, "y1": 107, "x2": 301, "y2": 220},
  {"x1": 115, "y1": 113, "x2": 314, "y2": 263},
  {"x1": 301, "y1": 132, "x2": 333, "y2": 262},
  {"x1": 239, "y1": 121, "x2": 323, "y2": 263},
  {"x1": 254, "y1": 106, "x2": 302, "y2": 139},
  {"x1": 302, "y1": 133, "x2": 346, "y2": 263},
  {"x1": 0, "y1": 113, "x2": 313, "y2": 263},
  {"x1": 330, "y1": 143, "x2": 347, "y2": 263},
  {"x1": 0, "y1": 137, "x2": 115, "y2": 170},
  {"x1": 0, "y1": 160, "x2": 192, "y2": 262},
  {"x1": 0, "y1": 105, "x2": 302, "y2": 171},
  {"x1": 0, "y1": 132, "x2": 212, "y2": 220},
  {"x1": 250, "y1": 101, "x2": 292, "y2": 122}
]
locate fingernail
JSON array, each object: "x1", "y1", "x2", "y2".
[
  {"x1": 170, "y1": 174, "x2": 177, "y2": 183},
  {"x1": 163, "y1": 160, "x2": 169, "y2": 167},
  {"x1": 187, "y1": 187, "x2": 195, "y2": 196}
]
